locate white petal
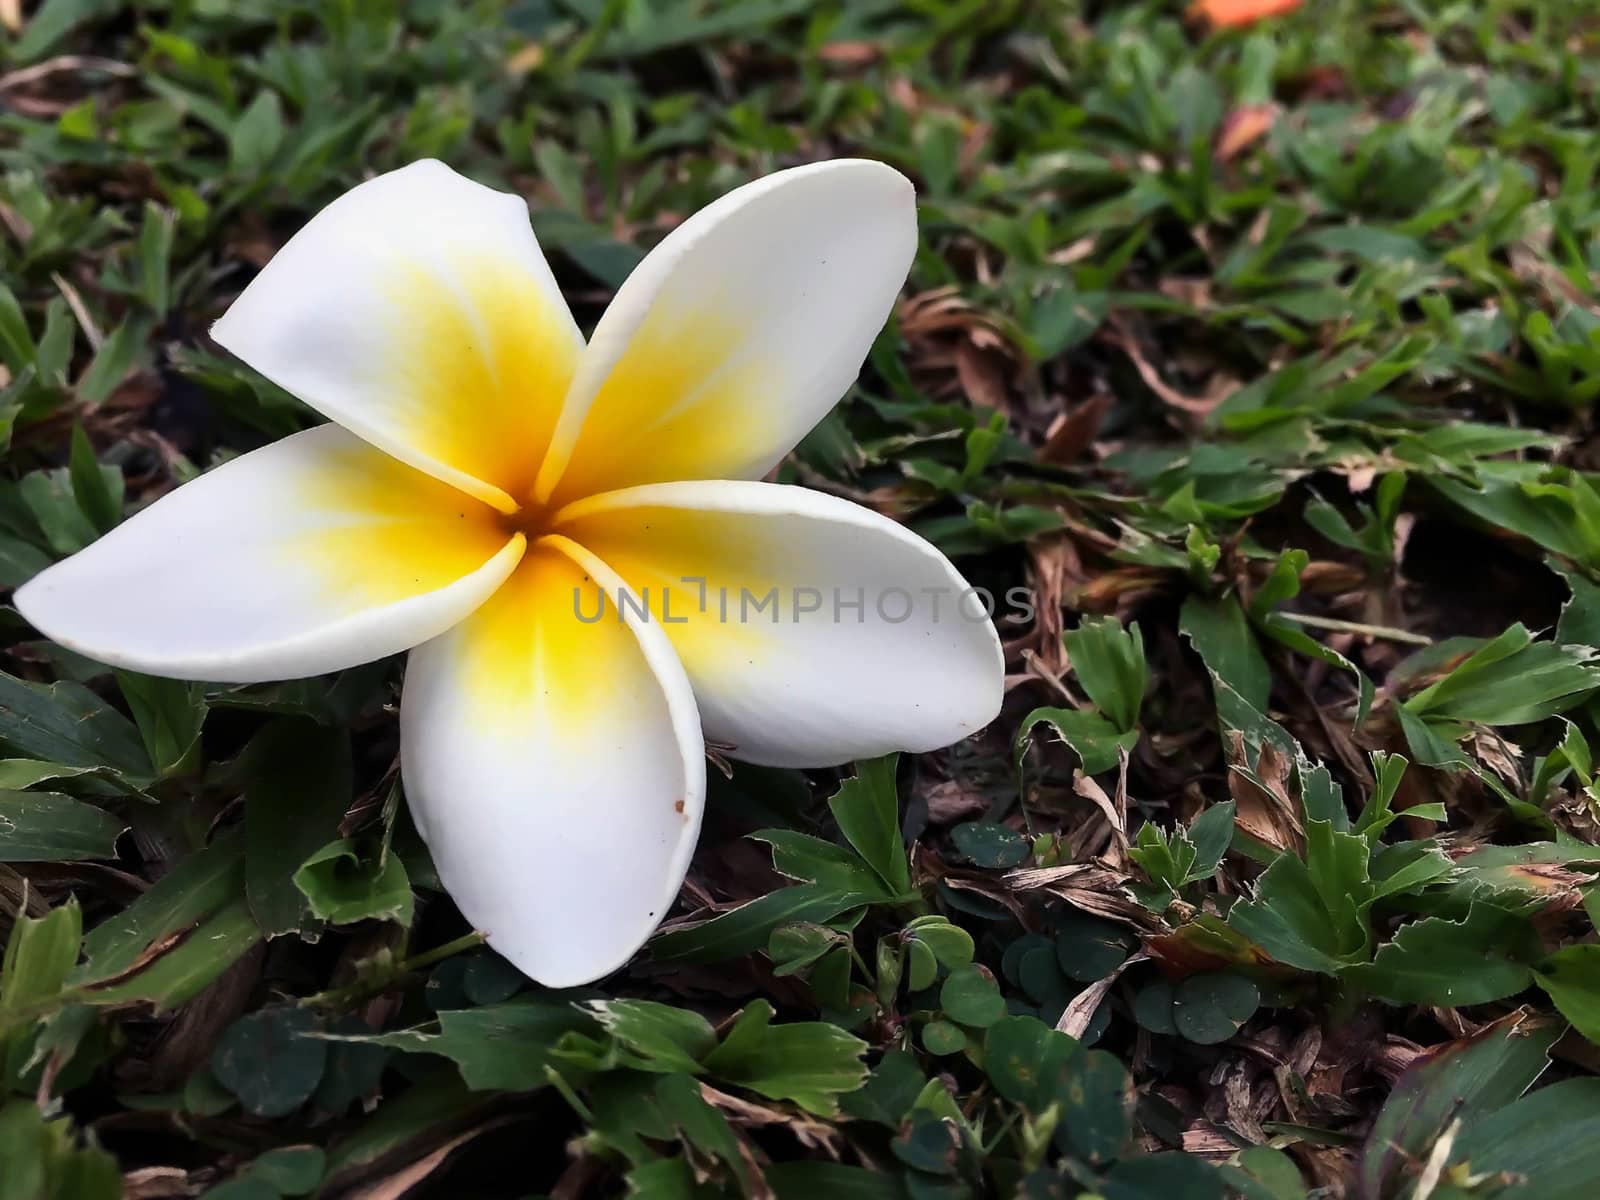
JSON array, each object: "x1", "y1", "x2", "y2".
[
  {"x1": 212, "y1": 160, "x2": 583, "y2": 510},
  {"x1": 535, "y1": 160, "x2": 916, "y2": 506},
  {"x1": 14, "y1": 426, "x2": 523, "y2": 682},
  {"x1": 554, "y1": 481, "x2": 1003, "y2": 767},
  {"x1": 401, "y1": 537, "x2": 705, "y2": 987}
]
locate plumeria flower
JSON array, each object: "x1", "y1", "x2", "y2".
[{"x1": 15, "y1": 160, "x2": 1003, "y2": 985}]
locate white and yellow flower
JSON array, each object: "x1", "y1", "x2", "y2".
[{"x1": 15, "y1": 159, "x2": 1003, "y2": 985}]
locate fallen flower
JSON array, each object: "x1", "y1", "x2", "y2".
[
  {"x1": 1189, "y1": 0, "x2": 1302, "y2": 29},
  {"x1": 15, "y1": 160, "x2": 1004, "y2": 986}
]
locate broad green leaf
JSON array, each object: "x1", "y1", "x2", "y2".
[
  {"x1": 243, "y1": 718, "x2": 351, "y2": 936},
  {"x1": 587, "y1": 999, "x2": 716, "y2": 1073},
  {"x1": 1444, "y1": 1078, "x2": 1600, "y2": 1199},
  {"x1": 1228, "y1": 850, "x2": 1361, "y2": 975},
  {"x1": 76, "y1": 834, "x2": 244, "y2": 980},
  {"x1": 66, "y1": 426, "x2": 119, "y2": 535},
  {"x1": 1358, "y1": 1012, "x2": 1560, "y2": 1199},
  {"x1": 79, "y1": 900, "x2": 261, "y2": 1010},
  {"x1": 1101, "y1": 1153, "x2": 1226, "y2": 1200},
  {"x1": 1533, "y1": 944, "x2": 1600, "y2": 1044},
  {"x1": 1062, "y1": 616, "x2": 1147, "y2": 730},
  {"x1": 292, "y1": 839, "x2": 413, "y2": 927},
  {"x1": 702, "y1": 999, "x2": 869, "y2": 1116},
  {"x1": 827, "y1": 755, "x2": 911, "y2": 895},
  {"x1": 345, "y1": 998, "x2": 591, "y2": 1092},
  {"x1": 0, "y1": 1100, "x2": 120, "y2": 1200},
  {"x1": 1345, "y1": 904, "x2": 1540, "y2": 1006},
  {"x1": 1055, "y1": 1049, "x2": 1132, "y2": 1164},
  {"x1": 1015, "y1": 706, "x2": 1138, "y2": 776},
  {"x1": 1180, "y1": 594, "x2": 1270, "y2": 712},
  {"x1": 649, "y1": 884, "x2": 870, "y2": 965},
  {"x1": 768, "y1": 1162, "x2": 907, "y2": 1200},
  {"x1": 0, "y1": 672, "x2": 151, "y2": 785},
  {"x1": 1404, "y1": 623, "x2": 1600, "y2": 725},
  {"x1": 0, "y1": 791, "x2": 123, "y2": 862},
  {"x1": 983, "y1": 1015, "x2": 1083, "y2": 1111},
  {"x1": 753, "y1": 829, "x2": 893, "y2": 897},
  {"x1": 229, "y1": 90, "x2": 286, "y2": 173},
  {"x1": 0, "y1": 899, "x2": 81, "y2": 1018},
  {"x1": 114, "y1": 671, "x2": 205, "y2": 779}
]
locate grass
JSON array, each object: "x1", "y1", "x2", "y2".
[{"x1": 3, "y1": 1, "x2": 1600, "y2": 1196}]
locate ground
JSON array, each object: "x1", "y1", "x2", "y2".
[{"x1": 2, "y1": 1, "x2": 1600, "y2": 1197}]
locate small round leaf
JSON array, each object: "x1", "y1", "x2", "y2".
[
  {"x1": 940, "y1": 964, "x2": 1006, "y2": 1028},
  {"x1": 1001, "y1": 933, "x2": 1053, "y2": 986},
  {"x1": 922, "y1": 1019, "x2": 967, "y2": 1056},
  {"x1": 1172, "y1": 972, "x2": 1260, "y2": 1045},
  {"x1": 907, "y1": 938, "x2": 939, "y2": 992},
  {"x1": 1055, "y1": 915, "x2": 1135, "y2": 982},
  {"x1": 1018, "y1": 945, "x2": 1068, "y2": 1007},
  {"x1": 211, "y1": 1006, "x2": 327, "y2": 1118},
  {"x1": 1133, "y1": 980, "x2": 1178, "y2": 1035},
  {"x1": 1053, "y1": 1048, "x2": 1132, "y2": 1164}
]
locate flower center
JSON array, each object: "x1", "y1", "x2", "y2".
[{"x1": 498, "y1": 499, "x2": 554, "y2": 542}]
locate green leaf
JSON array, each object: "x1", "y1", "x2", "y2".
[
  {"x1": 230, "y1": 90, "x2": 286, "y2": 173},
  {"x1": 0, "y1": 791, "x2": 123, "y2": 862},
  {"x1": 650, "y1": 884, "x2": 870, "y2": 965},
  {"x1": 587, "y1": 999, "x2": 716, "y2": 1073},
  {"x1": 768, "y1": 1162, "x2": 908, "y2": 1200},
  {"x1": 0, "y1": 899, "x2": 81, "y2": 1018},
  {"x1": 827, "y1": 755, "x2": 911, "y2": 895},
  {"x1": 292, "y1": 838, "x2": 413, "y2": 927},
  {"x1": 1404, "y1": 624, "x2": 1600, "y2": 725},
  {"x1": 114, "y1": 671, "x2": 205, "y2": 779},
  {"x1": 0, "y1": 1100, "x2": 120, "y2": 1200},
  {"x1": 1222, "y1": 1146, "x2": 1307, "y2": 1200},
  {"x1": 1101, "y1": 1153, "x2": 1226, "y2": 1200},
  {"x1": 1015, "y1": 706, "x2": 1139, "y2": 776},
  {"x1": 211, "y1": 1006, "x2": 327, "y2": 1119},
  {"x1": 1171, "y1": 973, "x2": 1259, "y2": 1044},
  {"x1": 1132, "y1": 981, "x2": 1177, "y2": 1036},
  {"x1": 1055, "y1": 1049, "x2": 1132, "y2": 1164},
  {"x1": 66, "y1": 426, "x2": 119, "y2": 535},
  {"x1": 1185, "y1": 801, "x2": 1235, "y2": 881},
  {"x1": 1358, "y1": 1012, "x2": 1560, "y2": 1199},
  {"x1": 1180, "y1": 594, "x2": 1270, "y2": 712},
  {"x1": 1056, "y1": 915, "x2": 1136, "y2": 982},
  {"x1": 702, "y1": 998, "x2": 869, "y2": 1115},
  {"x1": 983, "y1": 1015, "x2": 1082, "y2": 1111},
  {"x1": 0, "y1": 672, "x2": 151, "y2": 785},
  {"x1": 79, "y1": 900, "x2": 261, "y2": 1010},
  {"x1": 1232, "y1": 816, "x2": 1374, "y2": 972},
  {"x1": 939, "y1": 964, "x2": 1005, "y2": 1028},
  {"x1": 244, "y1": 1146, "x2": 325, "y2": 1195},
  {"x1": 949, "y1": 821, "x2": 1030, "y2": 868},
  {"x1": 1062, "y1": 616, "x2": 1147, "y2": 730},
  {"x1": 921, "y1": 1019, "x2": 966, "y2": 1056},
  {"x1": 754, "y1": 829, "x2": 893, "y2": 897},
  {"x1": 1345, "y1": 904, "x2": 1540, "y2": 1006},
  {"x1": 905, "y1": 916, "x2": 974, "y2": 969},
  {"x1": 350, "y1": 998, "x2": 590, "y2": 1091},
  {"x1": 1533, "y1": 944, "x2": 1600, "y2": 1044},
  {"x1": 244, "y1": 718, "x2": 351, "y2": 936},
  {"x1": 652, "y1": 1071, "x2": 743, "y2": 1171},
  {"x1": 1443, "y1": 1078, "x2": 1600, "y2": 1198},
  {"x1": 75, "y1": 834, "x2": 243, "y2": 980}
]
